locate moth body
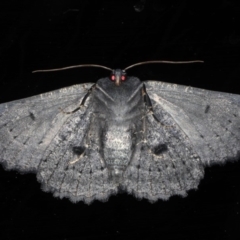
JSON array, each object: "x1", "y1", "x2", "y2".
[
  {"x1": 92, "y1": 77, "x2": 144, "y2": 183},
  {"x1": 1, "y1": 65, "x2": 240, "y2": 204}
]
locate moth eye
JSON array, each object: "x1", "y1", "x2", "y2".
[
  {"x1": 111, "y1": 75, "x2": 115, "y2": 81},
  {"x1": 121, "y1": 75, "x2": 126, "y2": 81}
]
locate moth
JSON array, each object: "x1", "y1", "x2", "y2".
[{"x1": 0, "y1": 60, "x2": 239, "y2": 204}]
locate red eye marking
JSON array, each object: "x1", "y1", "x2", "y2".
[
  {"x1": 121, "y1": 75, "x2": 126, "y2": 81},
  {"x1": 111, "y1": 75, "x2": 115, "y2": 81}
]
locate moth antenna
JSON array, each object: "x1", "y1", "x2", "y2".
[
  {"x1": 124, "y1": 60, "x2": 204, "y2": 71},
  {"x1": 32, "y1": 64, "x2": 113, "y2": 73}
]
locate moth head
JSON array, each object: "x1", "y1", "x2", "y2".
[{"x1": 110, "y1": 69, "x2": 127, "y2": 86}]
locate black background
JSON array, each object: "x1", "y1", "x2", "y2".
[{"x1": 0, "y1": 1, "x2": 240, "y2": 239}]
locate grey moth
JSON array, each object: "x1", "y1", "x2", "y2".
[{"x1": 0, "y1": 61, "x2": 239, "y2": 204}]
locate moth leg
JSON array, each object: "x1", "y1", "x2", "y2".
[
  {"x1": 68, "y1": 112, "x2": 105, "y2": 169},
  {"x1": 68, "y1": 118, "x2": 95, "y2": 166},
  {"x1": 142, "y1": 84, "x2": 156, "y2": 112},
  {"x1": 60, "y1": 83, "x2": 96, "y2": 114},
  {"x1": 69, "y1": 151, "x2": 85, "y2": 165},
  {"x1": 142, "y1": 84, "x2": 172, "y2": 157},
  {"x1": 143, "y1": 84, "x2": 173, "y2": 129},
  {"x1": 142, "y1": 83, "x2": 160, "y2": 122}
]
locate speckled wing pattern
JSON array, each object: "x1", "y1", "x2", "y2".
[
  {"x1": 0, "y1": 79, "x2": 240, "y2": 204},
  {"x1": 122, "y1": 81, "x2": 240, "y2": 202},
  {"x1": 0, "y1": 83, "x2": 118, "y2": 203}
]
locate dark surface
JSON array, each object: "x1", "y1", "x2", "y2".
[{"x1": 0, "y1": 1, "x2": 240, "y2": 239}]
